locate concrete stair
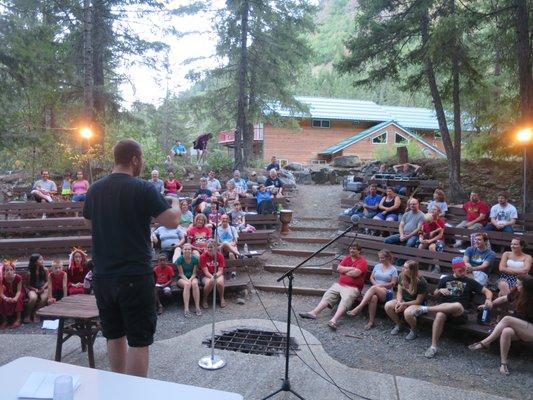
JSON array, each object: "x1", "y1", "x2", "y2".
[{"x1": 263, "y1": 264, "x2": 333, "y2": 275}]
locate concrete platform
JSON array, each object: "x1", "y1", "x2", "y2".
[{"x1": 0, "y1": 319, "x2": 510, "y2": 400}]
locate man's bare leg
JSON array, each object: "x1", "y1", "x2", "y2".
[
  {"x1": 107, "y1": 336, "x2": 127, "y2": 373},
  {"x1": 126, "y1": 346, "x2": 150, "y2": 377}
]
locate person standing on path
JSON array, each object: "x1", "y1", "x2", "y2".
[{"x1": 83, "y1": 139, "x2": 181, "y2": 377}]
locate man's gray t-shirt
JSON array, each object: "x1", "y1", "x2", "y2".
[
  {"x1": 148, "y1": 178, "x2": 164, "y2": 194},
  {"x1": 33, "y1": 179, "x2": 57, "y2": 192},
  {"x1": 401, "y1": 210, "x2": 424, "y2": 235}
]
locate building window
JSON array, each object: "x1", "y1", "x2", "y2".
[
  {"x1": 312, "y1": 119, "x2": 330, "y2": 128},
  {"x1": 395, "y1": 132, "x2": 409, "y2": 144},
  {"x1": 434, "y1": 130, "x2": 442, "y2": 139},
  {"x1": 372, "y1": 132, "x2": 387, "y2": 144}
]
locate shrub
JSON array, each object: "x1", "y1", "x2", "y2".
[{"x1": 207, "y1": 149, "x2": 234, "y2": 172}]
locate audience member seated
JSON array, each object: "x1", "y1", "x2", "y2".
[
  {"x1": 152, "y1": 222, "x2": 186, "y2": 262},
  {"x1": 497, "y1": 237, "x2": 532, "y2": 297},
  {"x1": 187, "y1": 213, "x2": 212, "y2": 256},
  {"x1": 200, "y1": 240, "x2": 226, "y2": 309},
  {"x1": 349, "y1": 184, "x2": 382, "y2": 221},
  {"x1": 164, "y1": 171, "x2": 182, "y2": 197},
  {"x1": 418, "y1": 205, "x2": 445, "y2": 252},
  {"x1": 179, "y1": 200, "x2": 193, "y2": 229},
  {"x1": 83, "y1": 260, "x2": 93, "y2": 295},
  {"x1": 373, "y1": 187, "x2": 401, "y2": 221},
  {"x1": 31, "y1": 170, "x2": 57, "y2": 203},
  {"x1": 71, "y1": 170, "x2": 90, "y2": 202},
  {"x1": 206, "y1": 170, "x2": 222, "y2": 192},
  {"x1": 153, "y1": 255, "x2": 175, "y2": 315},
  {"x1": 427, "y1": 189, "x2": 448, "y2": 218},
  {"x1": 347, "y1": 249, "x2": 398, "y2": 330},
  {"x1": 265, "y1": 169, "x2": 283, "y2": 198},
  {"x1": 265, "y1": 155, "x2": 280, "y2": 171},
  {"x1": 227, "y1": 170, "x2": 248, "y2": 194},
  {"x1": 192, "y1": 177, "x2": 212, "y2": 213},
  {"x1": 484, "y1": 192, "x2": 517, "y2": 233},
  {"x1": 25, "y1": 253, "x2": 48, "y2": 323},
  {"x1": 468, "y1": 275, "x2": 533, "y2": 375},
  {"x1": 47, "y1": 260, "x2": 67, "y2": 304},
  {"x1": 61, "y1": 171, "x2": 72, "y2": 198},
  {"x1": 384, "y1": 261, "x2": 428, "y2": 340},
  {"x1": 299, "y1": 244, "x2": 368, "y2": 330},
  {"x1": 0, "y1": 261, "x2": 24, "y2": 329},
  {"x1": 453, "y1": 192, "x2": 489, "y2": 248},
  {"x1": 148, "y1": 169, "x2": 165, "y2": 195},
  {"x1": 67, "y1": 248, "x2": 89, "y2": 295},
  {"x1": 171, "y1": 140, "x2": 187, "y2": 157},
  {"x1": 392, "y1": 163, "x2": 421, "y2": 195},
  {"x1": 413, "y1": 257, "x2": 493, "y2": 358},
  {"x1": 463, "y1": 233, "x2": 495, "y2": 287},
  {"x1": 217, "y1": 214, "x2": 242, "y2": 259},
  {"x1": 253, "y1": 184, "x2": 276, "y2": 214},
  {"x1": 222, "y1": 181, "x2": 240, "y2": 208},
  {"x1": 175, "y1": 243, "x2": 201, "y2": 317},
  {"x1": 230, "y1": 200, "x2": 246, "y2": 225},
  {"x1": 384, "y1": 198, "x2": 424, "y2": 247}
]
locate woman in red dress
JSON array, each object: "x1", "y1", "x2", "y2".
[
  {"x1": 67, "y1": 248, "x2": 89, "y2": 295},
  {"x1": 47, "y1": 260, "x2": 67, "y2": 304},
  {"x1": 0, "y1": 261, "x2": 24, "y2": 329}
]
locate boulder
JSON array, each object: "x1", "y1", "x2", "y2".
[
  {"x1": 284, "y1": 163, "x2": 304, "y2": 172},
  {"x1": 312, "y1": 167, "x2": 334, "y2": 184},
  {"x1": 293, "y1": 170, "x2": 312, "y2": 185},
  {"x1": 279, "y1": 176, "x2": 296, "y2": 188},
  {"x1": 333, "y1": 155, "x2": 361, "y2": 168}
]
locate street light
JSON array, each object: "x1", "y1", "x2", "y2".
[
  {"x1": 80, "y1": 127, "x2": 93, "y2": 139},
  {"x1": 516, "y1": 127, "x2": 532, "y2": 213}
]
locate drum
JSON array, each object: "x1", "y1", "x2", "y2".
[{"x1": 279, "y1": 209, "x2": 293, "y2": 235}]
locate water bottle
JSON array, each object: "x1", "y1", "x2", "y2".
[
  {"x1": 243, "y1": 243, "x2": 249, "y2": 254},
  {"x1": 480, "y1": 306, "x2": 491, "y2": 325}
]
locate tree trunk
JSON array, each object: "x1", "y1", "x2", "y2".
[
  {"x1": 234, "y1": 0, "x2": 250, "y2": 170},
  {"x1": 92, "y1": 0, "x2": 107, "y2": 146},
  {"x1": 420, "y1": 10, "x2": 464, "y2": 202},
  {"x1": 515, "y1": 0, "x2": 533, "y2": 212},
  {"x1": 245, "y1": 60, "x2": 257, "y2": 162},
  {"x1": 83, "y1": 0, "x2": 94, "y2": 140}
]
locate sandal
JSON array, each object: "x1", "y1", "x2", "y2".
[
  {"x1": 10, "y1": 320, "x2": 22, "y2": 329},
  {"x1": 298, "y1": 312, "x2": 316, "y2": 320},
  {"x1": 500, "y1": 363, "x2": 510, "y2": 376},
  {"x1": 220, "y1": 300, "x2": 227, "y2": 308},
  {"x1": 364, "y1": 322, "x2": 375, "y2": 331},
  {"x1": 195, "y1": 309, "x2": 202, "y2": 316},
  {"x1": 157, "y1": 306, "x2": 163, "y2": 315},
  {"x1": 184, "y1": 311, "x2": 191, "y2": 318},
  {"x1": 202, "y1": 301, "x2": 209, "y2": 309},
  {"x1": 327, "y1": 320, "x2": 338, "y2": 331},
  {"x1": 468, "y1": 341, "x2": 488, "y2": 351}
]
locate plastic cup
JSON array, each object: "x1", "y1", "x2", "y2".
[{"x1": 53, "y1": 375, "x2": 73, "y2": 400}]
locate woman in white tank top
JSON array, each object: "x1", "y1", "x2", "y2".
[{"x1": 497, "y1": 238, "x2": 532, "y2": 297}]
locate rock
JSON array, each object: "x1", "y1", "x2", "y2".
[
  {"x1": 333, "y1": 155, "x2": 361, "y2": 168},
  {"x1": 236, "y1": 298, "x2": 246, "y2": 305},
  {"x1": 312, "y1": 167, "x2": 334, "y2": 184},
  {"x1": 278, "y1": 176, "x2": 296, "y2": 188},
  {"x1": 293, "y1": 170, "x2": 312, "y2": 185},
  {"x1": 284, "y1": 163, "x2": 304, "y2": 171}
]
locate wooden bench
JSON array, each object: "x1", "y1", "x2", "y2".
[{"x1": 0, "y1": 201, "x2": 83, "y2": 219}]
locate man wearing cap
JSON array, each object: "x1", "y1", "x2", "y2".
[{"x1": 413, "y1": 257, "x2": 493, "y2": 358}]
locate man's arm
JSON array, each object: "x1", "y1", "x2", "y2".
[{"x1": 467, "y1": 212, "x2": 486, "y2": 226}]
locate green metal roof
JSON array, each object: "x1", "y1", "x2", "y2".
[{"x1": 318, "y1": 120, "x2": 446, "y2": 157}]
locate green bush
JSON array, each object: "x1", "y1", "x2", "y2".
[
  {"x1": 372, "y1": 141, "x2": 425, "y2": 161},
  {"x1": 207, "y1": 149, "x2": 234, "y2": 172}
]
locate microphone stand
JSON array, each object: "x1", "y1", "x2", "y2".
[
  {"x1": 262, "y1": 224, "x2": 355, "y2": 400},
  {"x1": 199, "y1": 199, "x2": 225, "y2": 370}
]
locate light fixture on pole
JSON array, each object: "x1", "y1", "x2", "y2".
[
  {"x1": 516, "y1": 127, "x2": 532, "y2": 213},
  {"x1": 80, "y1": 127, "x2": 94, "y2": 183}
]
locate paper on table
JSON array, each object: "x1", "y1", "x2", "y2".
[
  {"x1": 17, "y1": 372, "x2": 80, "y2": 399},
  {"x1": 41, "y1": 319, "x2": 59, "y2": 330},
  {"x1": 249, "y1": 251, "x2": 258, "y2": 255}
]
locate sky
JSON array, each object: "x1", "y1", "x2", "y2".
[{"x1": 117, "y1": 2, "x2": 222, "y2": 107}]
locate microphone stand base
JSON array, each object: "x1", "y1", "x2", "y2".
[
  {"x1": 262, "y1": 379, "x2": 305, "y2": 400},
  {"x1": 198, "y1": 355, "x2": 226, "y2": 370}
]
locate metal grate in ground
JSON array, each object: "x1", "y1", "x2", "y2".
[{"x1": 202, "y1": 328, "x2": 299, "y2": 356}]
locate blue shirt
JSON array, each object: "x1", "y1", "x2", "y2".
[
  {"x1": 172, "y1": 144, "x2": 186, "y2": 153},
  {"x1": 464, "y1": 246, "x2": 495, "y2": 270},
  {"x1": 364, "y1": 194, "x2": 382, "y2": 207},
  {"x1": 255, "y1": 190, "x2": 272, "y2": 204}
]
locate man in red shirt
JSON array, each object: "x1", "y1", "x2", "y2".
[
  {"x1": 153, "y1": 255, "x2": 175, "y2": 315},
  {"x1": 200, "y1": 240, "x2": 226, "y2": 309},
  {"x1": 299, "y1": 244, "x2": 368, "y2": 330},
  {"x1": 453, "y1": 192, "x2": 489, "y2": 248}
]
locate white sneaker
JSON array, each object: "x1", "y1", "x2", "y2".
[
  {"x1": 405, "y1": 330, "x2": 417, "y2": 340},
  {"x1": 390, "y1": 325, "x2": 401, "y2": 335},
  {"x1": 424, "y1": 346, "x2": 438, "y2": 358}
]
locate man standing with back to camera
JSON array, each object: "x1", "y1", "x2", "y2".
[{"x1": 83, "y1": 139, "x2": 180, "y2": 377}]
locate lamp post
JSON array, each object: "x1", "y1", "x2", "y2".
[
  {"x1": 80, "y1": 127, "x2": 94, "y2": 183},
  {"x1": 516, "y1": 127, "x2": 532, "y2": 213}
]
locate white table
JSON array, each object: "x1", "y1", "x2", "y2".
[{"x1": 1, "y1": 357, "x2": 243, "y2": 400}]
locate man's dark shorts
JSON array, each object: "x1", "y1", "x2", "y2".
[
  {"x1": 446, "y1": 311, "x2": 468, "y2": 325},
  {"x1": 93, "y1": 274, "x2": 156, "y2": 347}
]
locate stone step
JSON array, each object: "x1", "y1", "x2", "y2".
[
  {"x1": 263, "y1": 264, "x2": 333, "y2": 275},
  {"x1": 254, "y1": 285, "x2": 326, "y2": 296},
  {"x1": 293, "y1": 217, "x2": 331, "y2": 222},
  {"x1": 290, "y1": 226, "x2": 338, "y2": 232},
  {"x1": 271, "y1": 249, "x2": 337, "y2": 257},
  {"x1": 282, "y1": 237, "x2": 331, "y2": 244}
]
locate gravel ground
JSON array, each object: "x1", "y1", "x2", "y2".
[{"x1": 6, "y1": 183, "x2": 532, "y2": 399}]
